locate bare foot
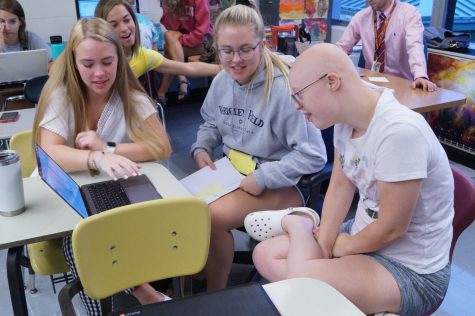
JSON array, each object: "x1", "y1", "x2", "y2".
[
  {"x1": 282, "y1": 213, "x2": 315, "y2": 234},
  {"x1": 132, "y1": 283, "x2": 170, "y2": 305}
]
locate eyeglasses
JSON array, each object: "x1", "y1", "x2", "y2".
[
  {"x1": 217, "y1": 41, "x2": 261, "y2": 61},
  {"x1": 0, "y1": 18, "x2": 19, "y2": 26},
  {"x1": 291, "y1": 73, "x2": 328, "y2": 104}
]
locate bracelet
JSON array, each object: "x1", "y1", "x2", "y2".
[
  {"x1": 89, "y1": 151, "x2": 101, "y2": 176},
  {"x1": 95, "y1": 151, "x2": 105, "y2": 171}
]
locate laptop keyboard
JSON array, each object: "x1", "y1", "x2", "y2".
[{"x1": 86, "y1": 181, "x2": 130, "y2": 213}]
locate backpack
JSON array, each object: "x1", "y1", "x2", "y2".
[{"x1": 424, "y1": 26, "x2": 471, "y2": 51}]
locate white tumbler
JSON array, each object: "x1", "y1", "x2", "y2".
[{"x1": 0, "y1": 150, "x2": 25, "y2": 217}]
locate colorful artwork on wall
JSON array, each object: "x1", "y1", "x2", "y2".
[
  {"x1": 304, "y1": 0, "x2": 329, "y2": 19},
  {"x1": 303, "y1": 18, "x2": 328, "y2": 42},
  {"x1": 427, "y1": 52, "x2": 475, "y2": 155},
  {"x1": 278, "y1": 0, "x2": 330, "y2": 42},
  {"x1": 279, "y1": 0, "x2": 305, "y2": 20},
  {"x1": 279, "y1": 0, "x2": 329, "y2": 19}
]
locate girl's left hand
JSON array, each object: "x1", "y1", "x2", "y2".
[
  {"x1": 75, "y1": 131, "x2": 107, "y2": 151},
  {"x1": 240, "y1": 174, "x2": 264, "y2": 196},
  {"x1": 332, "y1": 233, "x2": 351, "y2": 258}
]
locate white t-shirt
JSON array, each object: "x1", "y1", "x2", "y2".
[
  {"x1": 334, "y1": 89, "x2": 454, "y2": 274},
  {"x1": 40, "y1": 86, "x2": 157, "y2": 146}
]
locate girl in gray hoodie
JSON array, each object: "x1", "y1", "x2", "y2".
[{"x1": 190, "y1": 2, "x2": 327, "y2": 291}]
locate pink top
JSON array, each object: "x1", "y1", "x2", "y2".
[
  {"x1": 160, "y1": 0, "x2": 213, "y2": 48},
  {"x1": 336, "y1": 0, "x2": 427, "y2": 81}
]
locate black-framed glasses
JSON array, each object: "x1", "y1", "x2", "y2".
[
  {"x1": 217, "y1": 41, "x2": 262, "y2": 61},
  {"x1": 291, "y1": 73, "x2": 328, "y2": 104}
]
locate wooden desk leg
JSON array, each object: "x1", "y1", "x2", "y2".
[{"x1": 7, "y1": 246, "x2": 29, "y2": 316}]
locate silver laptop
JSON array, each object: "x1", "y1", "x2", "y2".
[{"x1": 0, "y1": 49, "x2": 49, "y2": 84}]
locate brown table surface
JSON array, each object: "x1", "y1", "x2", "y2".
[{"x1": 359, "y1": 68, "x2": 467, "y2": 113}]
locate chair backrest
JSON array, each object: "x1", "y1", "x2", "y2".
[
  {"x1": 358, "y1": 49, "x2": 366, "y2": 68},
  {"x1": 450, "y1": 164, "x2": 475, "y2": 259},
  {"x1": 24, "y1": 75, "x2": 49, "y2": 105},
  {"x1": 424, "y1": 164, "x2": 475, "y2": 316},
  {"x1": 9, "y1": 130, "x2": 36, "y2": 178},
  {"x1": 72, "y1": 197, "x2": 210, "y2": 300},
  {"x1": 28, "y1": 239, "x2": 70, "y2": 275}
]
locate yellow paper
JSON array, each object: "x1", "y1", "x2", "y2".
[
  {"x1": 195, "y1": 183, "x2": 225, "y2": 201},
  {"x1": 228, "y1": 149, "x2": 256, "y2": 176}
]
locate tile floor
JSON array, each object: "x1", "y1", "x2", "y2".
[{"x1": 1, "y1": 98, "x2": 474, "y2": 315}]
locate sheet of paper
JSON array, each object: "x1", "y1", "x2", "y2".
[
  {"x1": 180, "y1": 157, "x2": 245, "y2": 204},
  {"x1": 361, "y1": 78, "x2": 394, "y2": 92},
  {"x1": 368, "y1": 76, "x2": 389, "y2": 82}
]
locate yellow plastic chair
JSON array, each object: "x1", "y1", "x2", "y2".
[
  {"x1": 58, "y1": 196, "x2": 211, "y2": 315},
  {"x1": 10, "y1": 130, "x2": 70, "y2": 293},
  {"x1": 9, "y1": 130, "x2": 36, "y2": 178},
  {"x1": 27, "y1": 239, "x2": 71, "y2": 293}
]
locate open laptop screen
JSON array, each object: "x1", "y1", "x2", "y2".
[
  {"x1": 35, "y1": 145, "x2": 89, "y2": 218},
  {"x1": 0, "y1": 49, "x2": 49, "y2": 84}
]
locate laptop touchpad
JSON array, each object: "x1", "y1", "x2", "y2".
[{"x1": 120, "y1": 175, "x2": 162, "y2": 203}]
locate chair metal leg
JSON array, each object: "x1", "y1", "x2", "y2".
[
  {"x1": 51, "y1": 272, "x2": 73, "y2": 294},
  {"x1": 64, "y1": 272, "x2": 71, "y2": 284},
  {"x1": 156, "y1": 101, "x2": 166, "y2": 130},
  {"x1": 0, "y1": 139, "x2": 10, "y2": 150},
  {"x1": 29, "y1": 272, "x2": 37, "y2": 294},
  {"x1": 22, "y1": 246, "x2": 37, "y2": 294},
  {"x1": 50, "y1": 275, "x2": 57, "y2": 294},
  {"x1": 145, "y1": 72, "x2": 154, "y2": 98},
  {"x1": 172, "y1": 277, "x2": 183, "y2": 299}
]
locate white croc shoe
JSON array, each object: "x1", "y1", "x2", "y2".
[{"x1": 244, "y1": 207, "x2": 320, "y2": 242}]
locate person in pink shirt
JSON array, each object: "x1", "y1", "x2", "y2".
[
  {"x1": 157, "y1": 0, "x2": 213, "y2": 104},
  {"x1": 336, "y1": 0, "x2": 437, "y2": 92}
]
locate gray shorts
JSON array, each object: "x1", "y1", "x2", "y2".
[{"x1": 340, "y1": 220, "x2": 451, "y2": 316}]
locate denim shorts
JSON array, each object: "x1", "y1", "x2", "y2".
[
  {"x1": 295, "y1": 182, "x2": 311, "y2": 206},
  {"x1": 340, "y1": 219, "x2": 451, "y2": 316}
]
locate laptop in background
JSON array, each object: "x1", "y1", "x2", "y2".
[
  {"x1": 35, "y1": 144, "x2": 162, "y2": 218},
  {"x1": 0, "y1": 49, "x2": 49, "y2": 84}
]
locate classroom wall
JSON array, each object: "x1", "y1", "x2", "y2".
[
  {"x1": 20, "y1": 0, "x2": 163, "y2": 43},
  {"x1": 21, "y1": 0, "x2": 76, "y2": 43}
]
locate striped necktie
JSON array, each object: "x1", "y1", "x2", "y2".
[{"x1": 374, "y1": 12, "x2": 386, "y2": 72}]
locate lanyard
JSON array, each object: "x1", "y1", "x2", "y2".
[{"x1": 373, "y1": 1, "x2": 397, "y2": 52}]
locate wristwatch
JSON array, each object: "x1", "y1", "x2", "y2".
[{"x1": 104, "y1": 141, "x2": 116, "y2": 154}]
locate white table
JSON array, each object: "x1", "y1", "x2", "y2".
[
  {"x1": 0, "y1": 108, "x2": 36, "y2": 141},
  {"x1": 264, "y1": 278, "x2": 365, "y2": 315},
  {"x1": 1, "y1": 162, "x2": 190, "y2": 316}
]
